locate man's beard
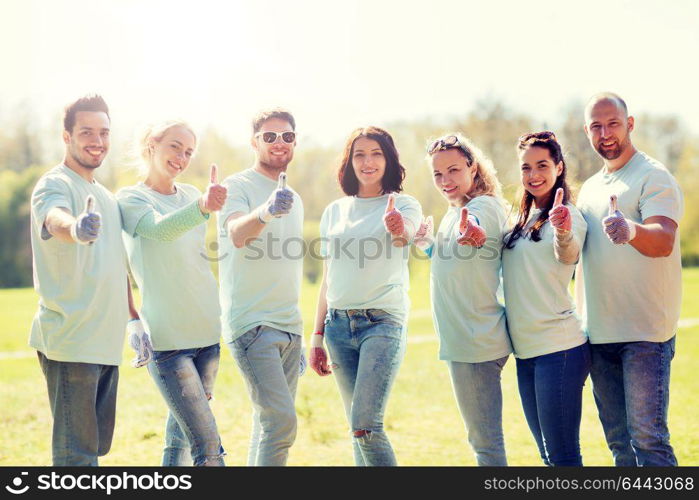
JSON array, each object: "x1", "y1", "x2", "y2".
[
  {"x1": 596, "y1": 135, "x2": 630, "y2": 161},
  {"x1": 70, "y1": 148, "x2": 102, "y2": 169}
]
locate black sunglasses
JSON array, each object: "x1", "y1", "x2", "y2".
[{"x1": 256, "y1": 131, "x2": 296, "y2": 144}]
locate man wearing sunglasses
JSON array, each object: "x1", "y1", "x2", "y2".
[{"x1": 217, "y1": 108, "x2": 304, "y2": 466}]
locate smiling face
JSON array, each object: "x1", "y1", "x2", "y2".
[
  {"x1": 351, "y1": 136, "x2": 386, "y2": 192},
  {"x1": 63, "y1": 111, "x2": 110, "y2": 170},
  {"x1": 252, "y1": 117, "x2": 296, "y2": 171},
  {"x1": 431, "y1": 148, "x2": 477, "y2": 207},
  {"x1": 149, "y1": 125, "x2": 196, "y2": 180},
  {"x1": 584, "y1": 98, "x2": 634, "y2": 161},
  {"x1": 518, "y1": 146, "x2": 563, "y2": 206}
]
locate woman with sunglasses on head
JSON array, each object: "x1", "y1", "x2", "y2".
[
  {"x1": 116, "y1": 121, "x2": 227, "y2": 466},
  {"x1": 501, "y1": 131, "x2": 590, "y2": 466},
  {"x1": 417, "y1": 133, "x2": 512, "y2": 466},
  {"x1": 308, "y1": 126, "x2": 422, "y2": 466}
]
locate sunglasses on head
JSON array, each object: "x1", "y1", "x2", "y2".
[
  {"x1": 255, "y1": 131, "x2": 296, "y2": 144},
  {"x1": 518, "y1": 131, "x2": 556, "y2": 143},
  {"x1": 427, "y1": 135, "x2": 474, "y2": 165}
]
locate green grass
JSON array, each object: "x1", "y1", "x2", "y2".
[{"x1": 1, "y1": 266, "x2": 698, "y2": 466}]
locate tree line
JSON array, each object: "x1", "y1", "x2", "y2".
[{"x1": 1, "y1": 98, "x2": 697, "y2": 287}]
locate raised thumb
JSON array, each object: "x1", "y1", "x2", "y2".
[
  {"x1": 386, "y1": 193, "x2": 396, "y2": 213},
  {"x1": 85, "y1": 195, "x2": 95, "y2": 214}
]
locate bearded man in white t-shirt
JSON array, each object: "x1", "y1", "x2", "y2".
[{"x1": 577, "y1": 92, "x2": 683, "y2": 466}]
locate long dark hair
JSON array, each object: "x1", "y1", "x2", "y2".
[
  {"x1": 337, "y1": 126, "x2": 406, "y2": 196},
  {"x1": 504, "y1": 131, "x2": 571, "y2": 249}
]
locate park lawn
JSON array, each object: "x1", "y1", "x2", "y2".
[{"x1": 0, "y1": 266, "x2": 697, "y2": 466}]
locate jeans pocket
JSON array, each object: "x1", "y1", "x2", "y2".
[
  {"x1": 153, "y1": 349, "x2": 181, "y2": 364},
  {"x1": 366, "y1": 309, "x2": 401, "y2": 327},
  {"x1": 234, "y1": 326, "x2": 264, "y2": 351}
]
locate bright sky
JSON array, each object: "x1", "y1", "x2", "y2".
[{"x1": 1, "y1": 0, "x2": 698, "y2": 147}]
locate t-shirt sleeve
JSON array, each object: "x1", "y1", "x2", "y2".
[
  {"x1": 31, "y1": 175, "x2": 72, "y2": 237},
  {"x1": 116, "y1": 188, "x2": 153, "y2": 237},
  {"x1": 219, "y1": 176, "x2": 251, "y2": 233},
  {"x1": 319, "y1": 205, "x2": 331, "y2": 258},
  {"x1": 467, "y1": 196, "x2": 504, "y2": 239},
  {"x1": 639, "y1": 169, "x2": 683, "y2": 223},
  {"x1": 570, "y1": 204, "x2": 588, "y2": 249},
  {"x1": 397, "y1": 194, "x2": 422, "y2": 235}
]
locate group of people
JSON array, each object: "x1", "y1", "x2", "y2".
[{"x1": 29, "y1": 92, "x2": 683, "y2": 467}]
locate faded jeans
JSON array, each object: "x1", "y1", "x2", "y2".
[
  {"x1": 324, "y1": 308, "x2": 406, "y2": 466},
  {"x1": 229, "y1": 325, "x2": 302, "y2": 466},
  {"x1": 37, "y1": 351, "x2": 119, "y2": 466},
  {"x1": 148, "y1": 343, "x2": 225, "y2": 466},
  {"x1": 447, "y1": 356, "x2": 509, "y2": 466},
  {"x1": 516, "y1": 342, "x2": 591, "y2": 466},
  {"x1": 590, "y1": 336, "x2": 677, "y2": 466}
]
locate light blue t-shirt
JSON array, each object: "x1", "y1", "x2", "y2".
[
  {"x1": 217, "y1": 168, "x2": 304, "y2": 343},
  {"x1": 577, "y1": 151, "x2": 683, "y2": 344},
  {"x1": 502, "y1": 204, "x2": 587, "y2": 359},
  {"x1": 117, "y1": 182, "x2": 221, "y2": 351},
  {"x1": 320, "y1": 193, "x2": 422, "y2": 322},
  {"x1": 29, "y1": 164, "x2": 129, "y2": 365},
  {"x1": 429, "y1": 195, "x2": 512, "y2": 363}
]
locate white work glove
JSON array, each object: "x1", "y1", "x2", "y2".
[{"x1": 127, "y1": 319, "x2": 153, "y2": 368}]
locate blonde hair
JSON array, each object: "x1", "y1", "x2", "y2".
[
  {"x1": 136, "y1": 120, "x2": 196, "y2": 176},
  {"x1": 427, "y1": 132, "x2": 504, "y2": 203}
]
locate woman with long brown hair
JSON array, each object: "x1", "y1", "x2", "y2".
[{"x1": 502, "y1": 131, "x2": 590, "y2": 466}]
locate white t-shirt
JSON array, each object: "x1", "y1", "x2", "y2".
[
  {"x1": 29, "y1": 164, "x2": 128, "y2": 365},
  {"x1": 430, "y1": 195, "x2": 512, "y2": 363},
  {"x1": 320, "y1": 193, "x2": 422, "y2": 322},
  {"x1": 117, "y1": 182, "x2": 221, "y2": 350},
  {"x1": 217, "y1": 168, "x2": 304, "y2": 343},
  {"x1": 502, "y1": 203, "x2": 587, "y2": 359},
  {"x1": 577, "y1": 151, "x2": 683, "y2": 344}
]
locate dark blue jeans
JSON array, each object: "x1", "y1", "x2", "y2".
[
  {"x1": 37, "y1": 351, "x2": 119, "y2": 466},
  {"x1": 590, "y1": 337, "x2": 677, "y2": 466},
  {"x1": 516, "y1": 342, "x2": 591, "y2": 466}
]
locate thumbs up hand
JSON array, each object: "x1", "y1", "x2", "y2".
[
  {"x1": 383, "y1": 193, "x2": 405, "y2": 236},
  {"x1": 257, "y1": 172, "x2": 294, "y2": 223},
  {"x1": 602, "y1": 194, "x2": 636, "y2": 245},
  {"x1": 414, "y1": 215, "x2": 435, "y2": 251},
  {"x1": 71, "y1": 195, "x2": 101, "y2": 245},
  {"x1": 549, "y1": 188, "x2": 572, "y2": 233},
  {"x1": 456, "y1": 206, "x2": 486, "y2": 247},
  {"x1": 199, "y1": 164, "x2": 228, "y2": 214}
]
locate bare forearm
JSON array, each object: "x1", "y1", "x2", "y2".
[
  {"x1": 227, "y1": 211, "x2": 267, "y2": 248},
  {"x1": 44, "y1": 207, "x2": 77, "y2": 243},
  {"x1": 630, "y1": 223, "x2": 675, "y2": 258},
  {"x1": 312, "y1": 269, "x2": 329, "y2": 348},
  {"x1": 127, "y1": 277, "x2": 140, "y2": 320}
]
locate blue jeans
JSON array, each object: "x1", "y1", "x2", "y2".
[
  {"x1": 229, "y1": 325, "x2": 302, "y2": 466},
  {"x1": 516, "y1": 342, "x2": 591, "y2": 466},
  {"x1": 590, "y1": 337, "x2": 677, "y2": 466},
  {"x1": 448, "y1": 356, "x2": 509, "y2": 466},
  {"x1": 324, "y1": 308, "x2": 406, "y2": 466},
  {"x1": 37, "y1": 351, "x2": 118, "y2": 466},
  {"x1": 148, "y1": 343, "x2": 225, "y2": 466}
]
